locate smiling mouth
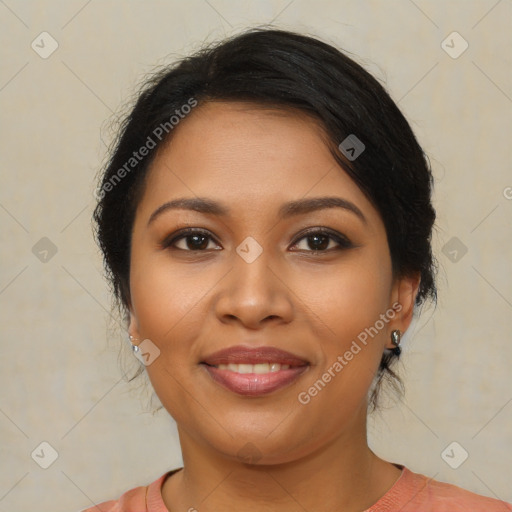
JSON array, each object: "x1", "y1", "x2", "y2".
[
  {"x1": 199, "y1": 345, "x2": 310, "y2": 396},
  {"x1": 200, "y1": 359, "x2": 309, "y2": 396}
]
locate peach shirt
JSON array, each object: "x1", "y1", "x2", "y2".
[{"x1": 82, "y1": 465, "x2": 512, "y2": 512}]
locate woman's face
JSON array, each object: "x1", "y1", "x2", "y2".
[{"x1": 128, "y1": 101, "x2": 417, "y2": 464}]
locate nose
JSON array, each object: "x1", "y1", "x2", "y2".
[{"x1": 213, "y1": 246, "x2": 294, "y2": 330}]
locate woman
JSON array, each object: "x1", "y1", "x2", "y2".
[{"x1": 87, "y1": 28, "x2": 511, "y2": 511}]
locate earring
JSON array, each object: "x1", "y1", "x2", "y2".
[
  {"x1": 129, "y1": 334, "x2": 140, "y2": 354},
  {"x1": 390, "y1": 329, "x2": 401, "y2": 356}
]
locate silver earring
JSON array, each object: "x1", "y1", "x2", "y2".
[
  {"x1": 129, "y1": 334, "x2": 140, "y2": 354},
  {"x1": 390, "y1": 329, "x2": 401, "y2": 356},
  {"x1": 391, "y1": 329, "x2": 401, "y2": 346}
]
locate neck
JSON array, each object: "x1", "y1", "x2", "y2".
[{"x1": 162, "y1": 410, "x2": 401, "y2": 512}]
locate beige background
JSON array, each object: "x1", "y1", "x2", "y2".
[{"x1": 1, "y1": 1, "x2": 511, "y2": 510}]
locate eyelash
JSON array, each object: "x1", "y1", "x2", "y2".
[{"x1": 161, "y1": 227, "x2": 354, "y2": 254}]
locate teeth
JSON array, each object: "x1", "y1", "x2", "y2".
[
  {"x1": 237, "y1": 364, "x2": 253, "y2": 374},
  {"x1": 216, "y1": 363, "x2": 291, "y2": 373}
]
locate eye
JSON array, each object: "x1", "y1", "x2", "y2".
[
  {"x1": 161, "y1": 227, "x2": 354, "y2": 253},
  {"x1": 290, "y1": 228, "x2": 354, "y2": 253},
  {"x1": 162, "y1": 228, "x2": 221, "y2": 251}
]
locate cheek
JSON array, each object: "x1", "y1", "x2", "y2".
[
  {"x1": 291, "y1": 266, "x2": 391, "y2": 433},
  {"x1": 294, "y1": 251, "x2": 393, "y2": 344},
  {"x1": 128, "y1": 250, "x2": 219, "y2": 399},
  {"x1": 129, "y1": 256, "x2": 212, "y2": 423},
  {"x1": 130, "y1": 250, "x2": 213, "y2": 339},
  {"x1": 292, "y1": 251, "x2": 392, "y2": 402}
]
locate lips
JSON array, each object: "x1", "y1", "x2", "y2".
[
  {"x1": 202, "y1": 345, "x2": 309, "y2": 367},
  {"x1": 200, "y1": 345, "x2": 309, "y2": 397}
]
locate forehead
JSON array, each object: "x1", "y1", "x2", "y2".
[{"x1": 137, "y1": 101, "x2": 380, "y2": 225}]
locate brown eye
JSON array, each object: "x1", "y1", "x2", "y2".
[
  {"x1": 162, "y1": 229, "x2": 220, "y2": 251},
  {"x1": 291, "y1": 228, "x2": 354, "y2": 253}
]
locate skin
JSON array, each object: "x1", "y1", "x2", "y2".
[{"x1": 128, "y1": 101, "x2": 420, "y2": 511}]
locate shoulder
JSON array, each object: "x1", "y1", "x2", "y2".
[
  {"x1": 79, "y1": 470, "x2": 176, "y2": 512},
  {"x1": 370, "y1": 466, "x2": 512, "y2": 512},
  {"x1": 80, "y1": 485, "x2": 146, "y2": 512},
  {"x1": 421, "y1": 474, "x2": 512, "y2": 512}
]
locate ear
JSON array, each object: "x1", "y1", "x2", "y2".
[
  {"x1": 127, "y1": 305, "x2": 142, "y2": 344},
  {"x1": 386, "y1": 273, "x2": 421, "y2": 349}
]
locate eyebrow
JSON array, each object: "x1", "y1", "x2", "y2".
[{"x1": 147, "y1": 196, "x2": 367, "y2": 226}]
